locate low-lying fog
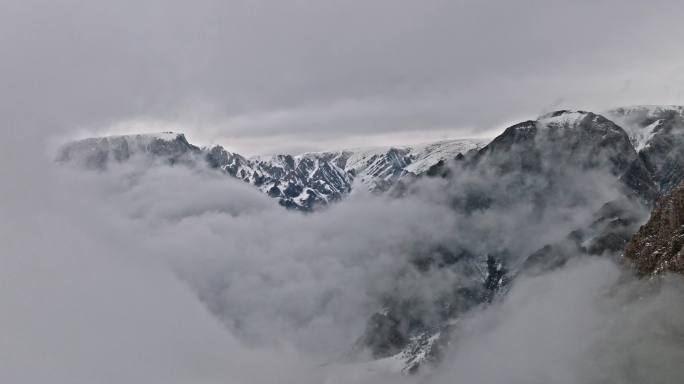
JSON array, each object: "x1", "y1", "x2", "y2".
[{"x1": 1, "y1": 144, "x2": 682, "y2": 384}]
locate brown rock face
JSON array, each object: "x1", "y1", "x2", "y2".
[{"x1": 624, "y1": 182, "x2": 684, "y2": 275}]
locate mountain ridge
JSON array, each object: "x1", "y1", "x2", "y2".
[
  {"x1": 57, "y1": 105, "x2": 684, "y2": 212},
  {"x1": 58, "y1": 133, "x2": 487, "y2": 210}
]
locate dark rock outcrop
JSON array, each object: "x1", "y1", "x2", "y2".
[
  {"x1": 469, "y1": 110, "x2": 658, "y2": 203},
  {"x1": 624, "y1": 181, "x2": 684, "y2": 275}
]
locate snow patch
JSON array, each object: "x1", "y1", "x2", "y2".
[
  {"x1": 404, "y1": 139, "x2": 485, "y2": 174},
  {"x1": 537, "y1": 110, "x2": 588, "y2": 129},
  {"x1": 632, "y1": 120, "x2": 660, "y2": 151},
  {"x1": 603, "y1": 105, "x2": 684, "y2": 151}
]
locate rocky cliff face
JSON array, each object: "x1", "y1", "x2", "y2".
[{"x1": 624, "y1": 181, "x2": 684, "y2": 276}]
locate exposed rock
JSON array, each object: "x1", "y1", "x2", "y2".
[
  {"x1": 356, "y1": 247, "x2": 509, "y2": 374},
  {"x1": 624, "y1": 181, "x2": 684, "y2": 275},
  {"x1": 470, "y1": 110, "x2": 658, "y2": 203}
]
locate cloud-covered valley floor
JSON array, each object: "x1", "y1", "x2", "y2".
[{"x1": 2, "y1": 146, "x2": 683, "y2": 384}]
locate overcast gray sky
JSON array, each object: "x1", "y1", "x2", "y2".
[{"x1": 3, "y1": 0, "x2": 684, "y2": 154}]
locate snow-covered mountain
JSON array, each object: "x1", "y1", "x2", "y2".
[
  {"x1": 56, "y1": 105, "x2": 684, "y2": 375},
  {"x1": 355, "y1": 106, "x2": 684, "y2": 373},
  {"x1": 58, "y1": 134, "x2": 486, "y2": 210},
  {"x1": 60, "y1": 105, "x2": 684, "y2": 212}
]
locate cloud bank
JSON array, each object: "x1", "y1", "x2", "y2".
[
  {"x1": 5, "y1": 0, "x2": 684, "y2": 153},
  {"x1": 1, "y1": 139, "x2": 683, "y2": 383}
]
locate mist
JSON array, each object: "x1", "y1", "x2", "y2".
[
  {"x1": 3, "y1": 1, "x2": 684, "y2": 381},
  {"x1": 412, "y1": 257, "x2": 684, "y2": 384},
  {"x1": 1, "y1": 137, "x2": 683, "y2": 383},
  {"x1": 0, "y1": 147, "x2": 458, "y2": 382}
]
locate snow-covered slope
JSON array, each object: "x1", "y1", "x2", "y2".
[
  {"x1": 537, "y1": 109, "x2": 591, "y2": 129},
  {"x1": 209, "y1": 139, "x2": 486, "y2": 210},
  {"x1": 312, "y1": 139, "x2": 486, "y2": 191},
  {"x1": 604, "y1": 106, "x2": 684, "y2": 151},
  {"x1": 605, "y1": 105, "x2": 684, "y2": 191}
]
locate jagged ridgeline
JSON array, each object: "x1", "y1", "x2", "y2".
[
  {"x1": 58, "y1": 105, "x2": 684, "y2": 373},
  {"x1": 58, "y1": 133, "x2": 486, "y2": 210}
]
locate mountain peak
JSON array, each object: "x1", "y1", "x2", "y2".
[
  {"x1": 57, "y1": 131, "x2": 199, "y2": 169},
  {"x1": 537, "y1": 110, "x2": 592, "y2": 128},
  {"x1": 78, "y1": 131, "x2": 185, "y2": 142},
  {"x1": 540, "y1": 109, "x2": 589, "y2": 118}
]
